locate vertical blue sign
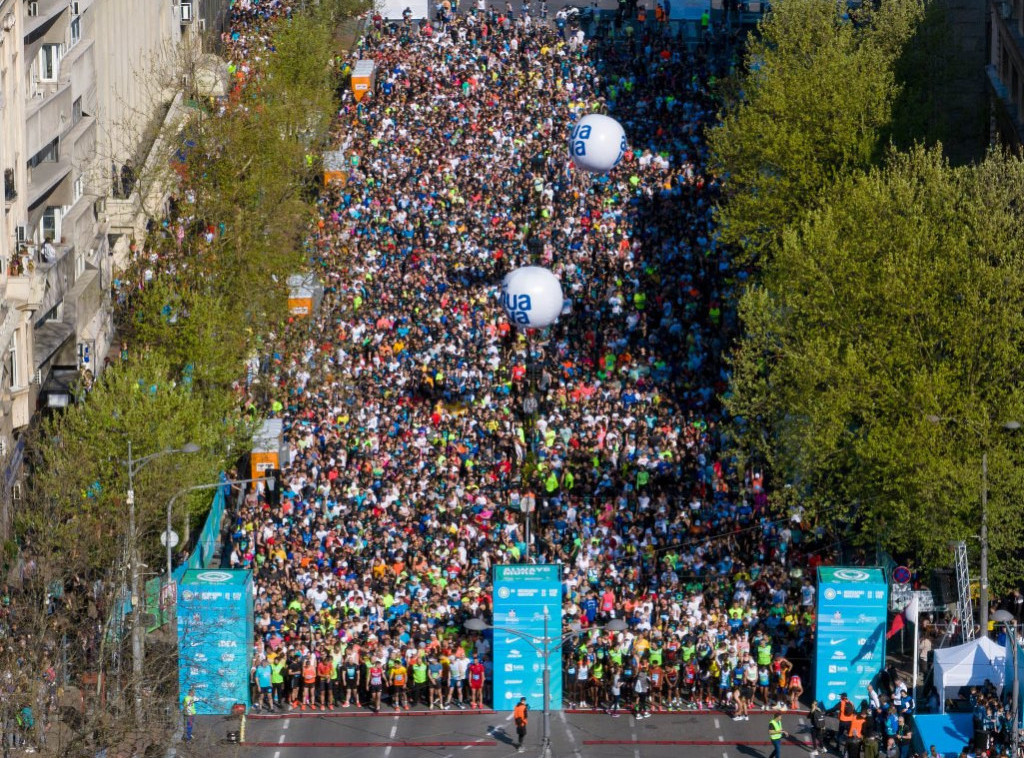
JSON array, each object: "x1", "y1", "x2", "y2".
[
  {"x1": 815, "y1": 566, "x2": 888, "y2": 709},
  {"x1": 492, "y1": 564, "x2": 563, "y2": 713},
  {"x1": 177, "y1": 569, "x2": 254, "y2": 715}
]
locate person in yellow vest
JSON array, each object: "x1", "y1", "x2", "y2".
[
  {"x1": 182, "y1": 686, "x2": 197, "y2": 742},
  {"x1": 769, "y1": 714, "x2": 788, "y2": 758}
]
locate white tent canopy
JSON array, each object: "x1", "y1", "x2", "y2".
[{"x1": 933, "y1": 636, "x2": 1008, "y2": 712}]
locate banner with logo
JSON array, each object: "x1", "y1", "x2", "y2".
[
  {"x1": 814, "y1": 566, "x2": 888, "y2": 708},
  {"x1": 492, "y1": 564, "x2": 563, "y2": 712},
  {"x1": 177, "y1": 569, "x2": 254, "y2": 714}
]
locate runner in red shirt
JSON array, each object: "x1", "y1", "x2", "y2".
[
  {"x1": 368, "y1": 661, "x2": 389, "y2": 713},
  {"x1": 468, "y1": 655, "x2": 486, "y2": 709}
]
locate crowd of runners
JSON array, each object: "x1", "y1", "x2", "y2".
[{"x1": 214, "y1": 0, "x2": 851, "y2": 717}]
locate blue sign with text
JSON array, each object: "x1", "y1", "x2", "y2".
[
  {"x1": 177, "y1": 569, "x2": 253, "y2": 715},
  {"x1": 815, "y1": 566, "x2": 888, "y2": 709},
  {"x1": 492, "y1": 564, "x2": 563, "y2": 713}
]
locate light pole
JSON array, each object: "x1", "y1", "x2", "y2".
[
  {"x1": 995, "y1": 609, "x2": 1020, "y2": 757},
  {"x1": 465, "y1": 614, "x2": 625, "y2": 758},
  {"x1": 926, "y1": 416, "x2": 1021, "y2": 637},
  {"x1": 163, "y1": 474, "x2": 276, "y2": 612},
  {"x1": 124, "y1": 440, "x2": 200, "y2": 724}
]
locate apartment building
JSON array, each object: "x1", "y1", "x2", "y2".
[
  {"x1": 0, "y1": 0, "x2": 215, "y2": 534},
  {"x1": 989, "y1": 0, "x2": 1024, "y2": 147}
]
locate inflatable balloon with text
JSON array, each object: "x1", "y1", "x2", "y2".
[
  {"x1": 569, "y1": 114, "x2": 626, "y2": 173},
  {"x1": 500, "y1": 266, "x2": 565, "y2": 329}
]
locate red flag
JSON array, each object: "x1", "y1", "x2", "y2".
[{"x1": 886, "y1": 611, "x2": 906, "y2": 640}]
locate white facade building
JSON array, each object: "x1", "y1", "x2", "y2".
[{"x1": 0, "y1": 0, "x2": 210, "y2": 534}]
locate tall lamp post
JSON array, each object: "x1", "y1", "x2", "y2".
[
  {"x1": 465, "y1": 614, "x2": 626, "y2": 758},
  {"x1": 124, "y1": 440, "x2": 200, "y2": 724},
  {"x1": 926, "y1": 416, "x2": 1020, "y2": 637},
  {"x1": 163, "y1": 474, "x2": 277, "y2": 615},
  {"x1": 994, "y1": 609, "x2": 1020, "y2": 757}
]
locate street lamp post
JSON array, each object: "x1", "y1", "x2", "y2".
[
  {"x1": 465, "y1": 614, "x2": 626, "y2": 758},
  {"x1": 124, "y1": 440, "x2": 200, "y2": 724},
  {"x1": 163, "y1": 474, "x2": 276, "y2": 614}
]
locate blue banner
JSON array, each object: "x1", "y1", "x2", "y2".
[
  {"x1": 492, "y1": 564, "x2": 563, "y2": 713},
  {"x1": 815, "y1": 566, "x2": 888, "y2": 709},
  {"x1": 177, "y1": 569, "x2": 254, "y2": 714}
]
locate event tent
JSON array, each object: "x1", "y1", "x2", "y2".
[{"x1": 933, "y1": 636, "x2": 1008, "y2": 712}]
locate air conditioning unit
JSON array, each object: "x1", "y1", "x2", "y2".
[
  {"x1": 179, "y1": 0, "x2": 193, "y2": 22},
  {"x1": 27, "y1": 1, "x2": 39, "y2": 17}
]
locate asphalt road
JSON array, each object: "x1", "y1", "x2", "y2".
[{"x1": 180, "y1": 706, "x2": 815, "y2": 758}]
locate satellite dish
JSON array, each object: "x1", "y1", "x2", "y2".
[{"x1": 161, "y1": 529, "x2": 180, "y2": 548}]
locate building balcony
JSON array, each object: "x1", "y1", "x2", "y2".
[
  {"x1": 26, "y1": 158, "x2": 72, "y2": 209},
  {"x1": 25, "y1": 80, "x2": 71, "y2": 158},
  {"x1": 5, "y1": 241, "x2": 71, "y2": 311},
  {"x1": 23, "y1": 0, "x2": 68, "y2": 42}
]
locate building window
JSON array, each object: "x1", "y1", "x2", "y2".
[
  {"x1": 70, "y1": 15, "x2": 81, "y2": 46},
  {"x1": 38, "y1": 44, "x2": 63, "y2": 82},
  {"x1": 72, "y1": 96, "x2": 83, "y2": 125},
  {"x1": 40, "y1": 206, "x2": 62, "y2": 243},
  {"x1": 5, "y1": 340, "x2": 18, "y2": 391},
  {"x1": 27, "y1": 139, "x2": 59, "y2": 169},
  {"x1": 73, "y1": 175, "x2": 83, "y2": 203}
]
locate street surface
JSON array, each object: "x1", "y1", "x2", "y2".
[{"x1": 181, "y1": 707, "x2": 814, "y2": 758}]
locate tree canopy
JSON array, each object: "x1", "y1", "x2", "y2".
[{"x1": 725, "y1": 146, "x2": 1024, "y2": 589}]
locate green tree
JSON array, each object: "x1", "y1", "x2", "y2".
[
  {"x1": 23, "y1": 351, "x2": 243, "y2": 573},
  {"x1": 726, "y1": 147, "x2": 1024, "y2": 588},
  {"x1": 708, "y1": 0, "x2": 922, "y2": 263}
]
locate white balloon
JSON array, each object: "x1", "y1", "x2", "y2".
[
  {"x1": 500, "y1": 266, "x2": 564, "y2": 329},
  {"x1": 569, "y1": 114, "x2": 626, "y2": 173}
]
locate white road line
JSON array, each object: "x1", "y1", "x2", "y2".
[
  {"x1": 283, "y1": 719, "x2": 290, "y2": 730},
  {"x1": 719, "y1": 735, "x2": 724, "y2": 742},
  {"x1": 715, "y1": 717, "x2": 721, "y2": 729},
  {"x1": 273, "y1": 752, "x2": 280, "y2": 758},
  {"x1": 560, "y1": 711, "x2": 577, "y2": 746},
  {"x1": 724, "y1": 752, "x2": 730, "y2": 758},
  {"x1": 277, "y1": 734, "x2": 285, "y2": 744},
  {"x1": 390, "y1": 723, "x2": 399, "y2": 738},
  {"x1": 800, "y1": 717, "x2": 806, "y2": 725}
]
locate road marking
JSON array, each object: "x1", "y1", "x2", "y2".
[
  {"x1": 719, "y1": 735, "x2": 724, "y2": 742},
  {"x1": 273, "y1": 753, "x2": 280, "y2": 758},
  {"x1": 278, "y1": 734, "x2": 285, "y2": 744},
  {"x1": 390, "y1": 724, "x2": 399, "y2": 738},
  {"x1": 560, "y1": 710, "x2": 577, "y2": 747},
  {"x1": 283, "y1": 719, "x2": 290, "y2": 731},
  {"x1": 715, "y1": 717, "x2": 721, "y2": 729},
  {"x1": 724, "y1": 752, "x2": 729, "y2": 758}
]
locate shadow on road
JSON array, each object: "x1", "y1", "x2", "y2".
[
  {"x1": 487, "y1": 724, "x2": 516, "y2": 746},
  {"x1": 736, "y1": 745, "x2": 766, "y2": 758}
]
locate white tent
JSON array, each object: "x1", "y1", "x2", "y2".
[{"x1": 933, "y1": 636, "x2": 1008, "y2": 712}]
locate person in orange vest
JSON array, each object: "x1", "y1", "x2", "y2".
[
  {"x1": 836, "y1": 692, "x2": 856, "y2": 755},
  {"x1": 513, "y1": 697, "x2": 529, "y2": 752},
  {"x1": 847, "y1": 706, "x2": 867, "y2": 758}
]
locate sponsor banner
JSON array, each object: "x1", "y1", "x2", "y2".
[
  {"x1": 177, "y1": 569, "x2": 254, "y2": 714},
  {"x1": 492, "y1": 564, "x2": 562, "y2": 712},
  {"x1": 815, "y1": 567, "x2": 887, "y2": 707}
]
